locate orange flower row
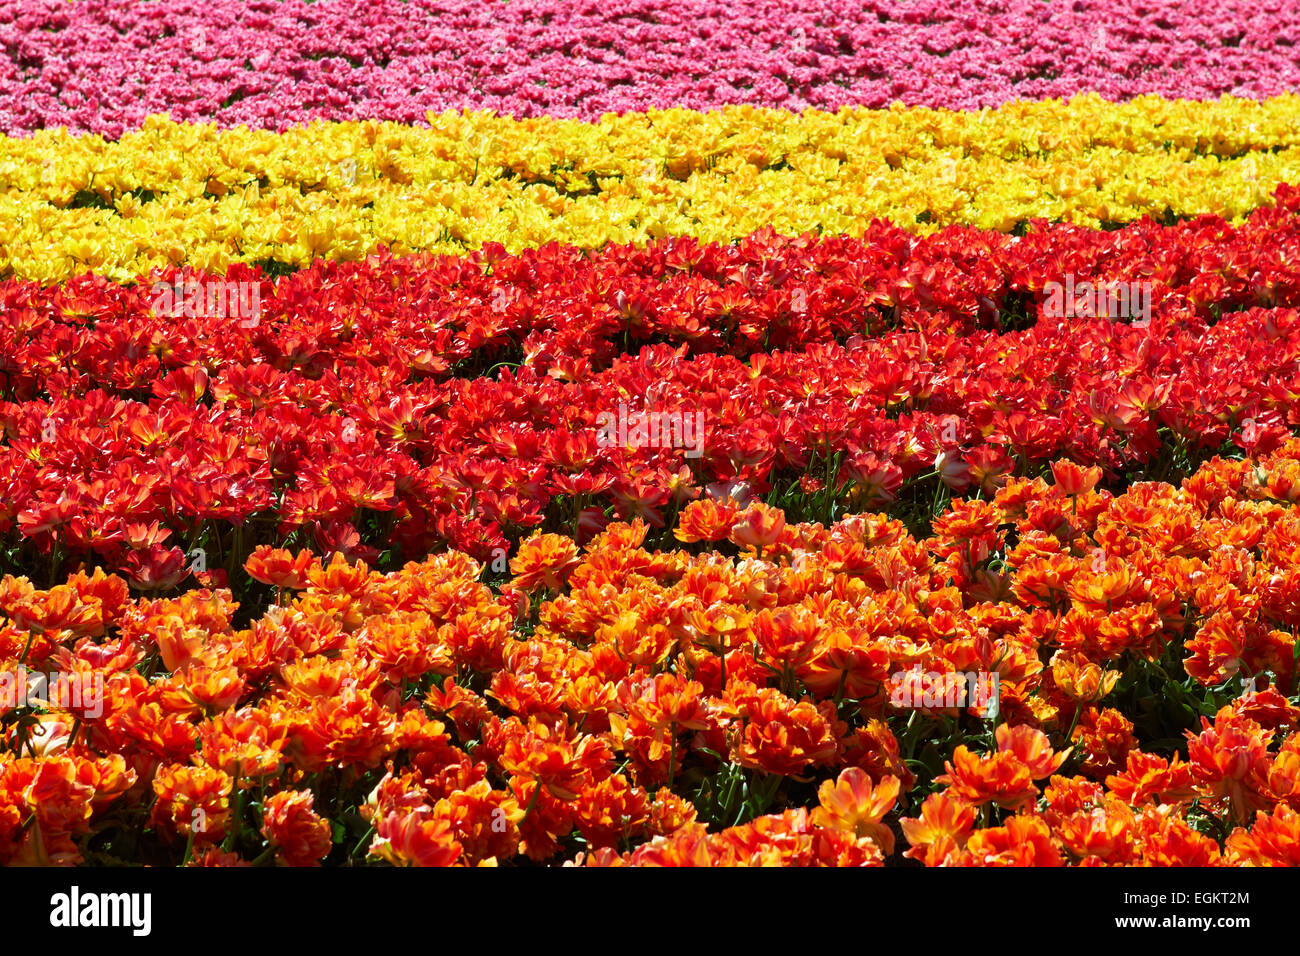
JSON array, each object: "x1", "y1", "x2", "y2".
[{"x1": 3, "y1": 440, "x2": 1300, "y2": 864}]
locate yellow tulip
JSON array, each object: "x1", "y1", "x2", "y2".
[{"x1": 1, "y1": 95, "x2": 1299, "y2": 281}]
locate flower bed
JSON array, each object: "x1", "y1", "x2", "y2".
[
  {"x1": 5, "y1": 0, "x2": 1300, "y2": 870},
  {"x1": 4, "y1": 439, "x2": 1300, "y2": 865},
  {"x1": 5, "y1": 195, "x2": 1300, "y2": 591},
  {"x1": 4, "y1": 97, "x2": 1300, "y2": 281},
  {"x1": 3, "y1": 0, "x2": 1300, "y2": 135}
]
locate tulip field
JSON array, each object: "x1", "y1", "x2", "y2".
[{"x1": 4, "y1": 0, "x2": 1300, "y2": 870}]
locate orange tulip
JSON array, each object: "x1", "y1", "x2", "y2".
[
  {"x1": 508, "y1": 533, "x2": 583, "y2": 593},
  {"x1": 261, "y1": 790, "x2": 333, "y2": 867},
  {"x1": 728, "y1": 502, "x2": 786, "y2": 552},
  {"x1": 812, "y1": 768, "x2": 900, "y2": 855},
  {"x1": 369, "y1": 808, "x2": 463, "y2": 867},
  {"x1": 900, "y1": 791, "x2": 977, "y2": 866},
  {"x1": 244, "y1": 545, "x2": 318, "y2": 589}
]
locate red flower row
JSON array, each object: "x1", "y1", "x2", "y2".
[
  {"x1": 3, "y1": 194, "x2": 1300, "y2": 586},
  {"x1": 8, "y1": 186, "x2": 1300, "y2": 395}
]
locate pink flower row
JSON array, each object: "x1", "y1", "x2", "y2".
[{"x1": 2, "y1": 0, "x2": 1297, "y2": 137}]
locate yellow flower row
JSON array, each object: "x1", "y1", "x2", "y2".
[{"x1": 2, "y1": 94, "x2": 1299, "y2": 282}]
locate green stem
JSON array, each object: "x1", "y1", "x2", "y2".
[
  {"x1": 519, "y1": 782, "x2": 542, "y2": 823},
  {"x1": 351, "y1": 825, "x2": 376, "y2": 859},
  {"x1": 222, "y1": 776, "x2": 243, "y2": 852},
  {"x1": 1065, "y1": 703, "x2": 1083, "y2": 747},
  {"x1": 667, "y1": 720, "x2": 677, "y2": 789}
]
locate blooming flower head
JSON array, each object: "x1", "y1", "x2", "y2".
[
  {"x1": 261, "y1": 789, "x2": 333, "y2": 866},
  {"x1": 245, "y1": 546, "x2": 318, "y2": 590},
  {"x1": 812, "y1": 768, "x2": 900, "y2": 855},
  {"x1": 509, "y1": 533, "x2": 583, "y2": 593}
]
